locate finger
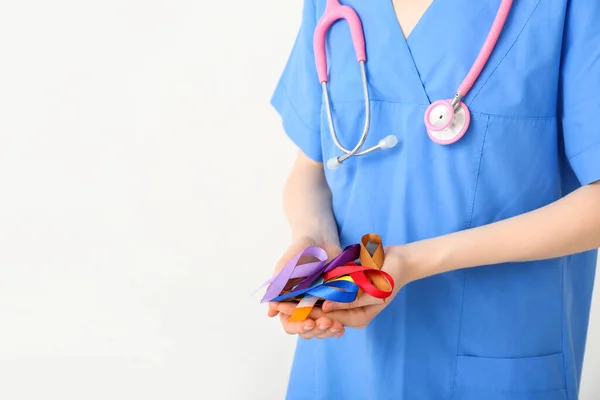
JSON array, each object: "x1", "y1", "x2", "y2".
[
  {"x1": 323, "y1": 309, "x2": 365, "y2": 329},
  {"x1": 313, "y1": 316, "x2": 334, "y2": 339},
  {"x1": 275, "y1": 302, "x2": 328, "y2": 336},
  {"x1": 299, "y1": 331, "x2": 316, "y2": 340},
  {"x1": 315, "y1": 331, "x2": 334, "y2": 339},
  {"x1": 275, "y1": 302, "x2": 302, "y2": 316},
  {"x1": 304, "y1": 309, "x2": 344, "y2": 337},
  {"x1": 322, "y1": 299, "x2": 356, "y2": 312},
  {"x1": 268, "y1": 302, "x2": 280, "y2": 317},
  {"x1": 315, "y1": 316, "x2": 332, "y2": 331},
  {"x1": 280, "y1": 313, "x2": 316, "y2": 335},
  {"x1": 299, "y1": 325, "x2": 344, "y2": 340},
  {"x1": 276, "y1": 302, "x2": 331, "y2": 321},
  {"x1": 280, "y1": 316, "x2": 316, "y2": 336},
  {"x1": 294, "y1": 316, "x2": 333, "y2": 340},
  {"x1": 324, "y1": 303, "x2": 385, "y2": 329},
  {"x1": 330, "y1": 320, "x2": 345, "y2": 337},
  {"x1": 276, "y1": 302, "x2": 345, "y2": 336},
  {"x1": 323, "y1": 243, "x2": 343, "y2": 260},
  {"x1": 322, "y1": 295, "x2": 384, "y2": 312},
  {"x1": 315, "y1": 322, "x2": 345, "y2": 339}
]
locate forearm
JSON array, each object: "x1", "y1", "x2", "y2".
[
  {"x1": 400, "y1": 181, "x2": 600, "y2": 284},
  {"x1": 283, "y1": 151, "x2": 339, "y2": 242}
]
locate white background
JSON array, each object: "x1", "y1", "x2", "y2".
[{"x1": 0, "y1": 1, "x2": 598, "y2": 399}]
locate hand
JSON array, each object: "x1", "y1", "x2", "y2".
[
  {"x1": 275, "y1": 246, "x2": 410, "y2": 330},
  {"x1": 267, "y1": 235, "x2": 345, "y2": 339},
  {"x1": 274, "y1": 301, "x2": 345, "y2": 339}
]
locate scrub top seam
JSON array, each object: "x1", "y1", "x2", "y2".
[
  {"x1": 277, "y1": 81, "x2": 320, "y2": 135},
  {"x1": 560, "y1": 255, "x2": 569, "y2": 400},
  {"x1": 326, "y1": 98, "x2": 557, "y2": 120},
  {"x1": 470, "y1": 112, "x2": 556, "y2": 121},
  {"x1": 466, "y1": 116, "x2": 490, "y2": 229},
  {"x1": 566, "y1": 140, "x2": 600, "y2": 161},
  {"x1": 451, "y1": 115, "x2": 490, "y2": 400},
  {"x1": 451, "y1": 271, "x2": 468, "y2": 400},
  {"x1": 325, "y1": 98, "x2": 429, "y2": 107},
  {"x1": 467, "y1": 0, "x2": 543, "y2": 107},
  {"x1": 455, "y1": 388, "x2": 569, "y2": 395}
]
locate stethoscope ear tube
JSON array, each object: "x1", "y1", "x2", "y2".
[
  {"x1": 323, "y1": 61, "x2": 399, "y2": 170},
  {"x1": 314, "y1": 0, "x2": 367, "y2": 83},
  {"x1": 323, "y1": 61, "x2": 383, "y2": 165},
  {"x1": 315, "y1": 0, "x2": 399, "y2": 170}
]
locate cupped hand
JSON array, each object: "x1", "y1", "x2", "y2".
[
  {"x1": 299, "y1": 246, "x2": 410, "y2": 330},
  {"x1": 267, "y1": 235, "x2": 344, "y2": 339},
  {"x1": 273, "y1": 301, "x2": 345, "y2": 339}
]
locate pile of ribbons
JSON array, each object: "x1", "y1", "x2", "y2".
[{"x1": 257, "y1": 234, "x2": 395, "y2": 322}]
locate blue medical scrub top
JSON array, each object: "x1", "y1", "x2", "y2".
[{"x1": 270, "y1": 0, "x2": 600, "y2": 398}]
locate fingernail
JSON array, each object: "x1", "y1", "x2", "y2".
[
  {"x1": 319, "y1": 325, "x2": 329, "y2": 330},
  {"x1": 304, "y1": 326, "x2": 314, "y2": 331},
  {"x1": 330, "y1": 329, "x2": 340, "y2": 333}
]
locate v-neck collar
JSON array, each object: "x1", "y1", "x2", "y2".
[
  {"x1": 381, "y1": 0, "x2": 441, "y2": 105},
  {"x1": 392, "y1": 0, "x2": 436, "y2": 41}
]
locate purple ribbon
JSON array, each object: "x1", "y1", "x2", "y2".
[
  {"x1": 292, "y1": 244, "x2": 361, "y2": 292},
  {"x1": 258, "y1": 246, "x2": 328, "y2": 303}
]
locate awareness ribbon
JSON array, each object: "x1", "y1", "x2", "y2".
[
  {"x1": 256, "y1": 234, "x2": 395, "y2": 322},
  {"x1": 257, "y1": 246, "x2": 329, "y2": 303}
]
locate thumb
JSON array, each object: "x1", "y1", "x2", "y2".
[
  {"x1": 267, "y1": 302, "x2": 281, "y2": 317},
  {"x1": 323, "y1": 243, "x2": 343, "y2": 260}
]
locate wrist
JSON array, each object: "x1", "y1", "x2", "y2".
[
  {"x1": 390, "y1": 238, "x2": 450, "y2": 285},
  {"x1": 290, "y1": 219, "x2": 339, "y2": 246},
  {"x1": 393, "y1": 228, "x2": 489, "y2": 283}
]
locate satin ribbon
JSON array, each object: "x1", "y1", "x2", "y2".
[
  {"x1": 323, "y1": 262, "x2": 394, "y2": 299},
  {"x1": 324, "y1": 233, "x2": 394, "y2": 300},
  {"x1": 269, "y1": 275, "x2": 359, "y2": 303},
  {"x1": 258, "y1": 246, "x2": 328, "y2": 303},
  {"x1": 267, "y1": 244, "x2": 362, "y2": 302},
  {"x1": 256, "y1": 234, "x2": 395, "y2": 322},
  {"x1": 285, "y1": 244, "x2": 363, "y2": 322}
]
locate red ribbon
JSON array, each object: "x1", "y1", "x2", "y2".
[{"x1": 323, "y1": 262, "x2": 395, "y2": 299}]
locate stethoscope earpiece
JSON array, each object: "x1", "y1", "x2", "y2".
[
  {"x1": 327, "y1": 134, "x2": 399, "y2": 170},
  {"x1": 379, "y1": 135, "x2": 398, "y2": 150},
  {"x1": 327, "y1": 157, "x2": 342, "y2": 170}
]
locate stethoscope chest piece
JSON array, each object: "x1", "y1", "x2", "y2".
[{"x1": 424, "y1": 99, "x2": 471, "y2": 145}]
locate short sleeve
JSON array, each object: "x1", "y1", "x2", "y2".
[
  {"x1": 270, "y1": 0, "x2": 323, "y2": 162},
  {"x1": 559, "y1": 0, "x2": 600, "y2": 186}
]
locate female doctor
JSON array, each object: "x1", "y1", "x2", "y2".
[{"x1": 267, "y1": 0, "x2": 600, "y2": 398}]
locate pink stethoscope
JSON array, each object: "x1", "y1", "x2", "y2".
[{"x1": 315, "y1": 0, "x2": 513, "y2": 170}]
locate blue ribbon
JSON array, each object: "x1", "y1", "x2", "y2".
[{"x1": 270, "y1": 277, "x2": 359, "y2": 303}]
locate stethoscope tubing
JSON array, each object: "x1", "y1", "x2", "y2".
[
  {"x1": 323, "y1": 61, "x2": 380, "y2": 162},
  {"x1": 316, "y1": 0, "x2": 514, "y2": 167},
  {"x1": 455, "y1": 0, "x2": 513, "y2": 99}
]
